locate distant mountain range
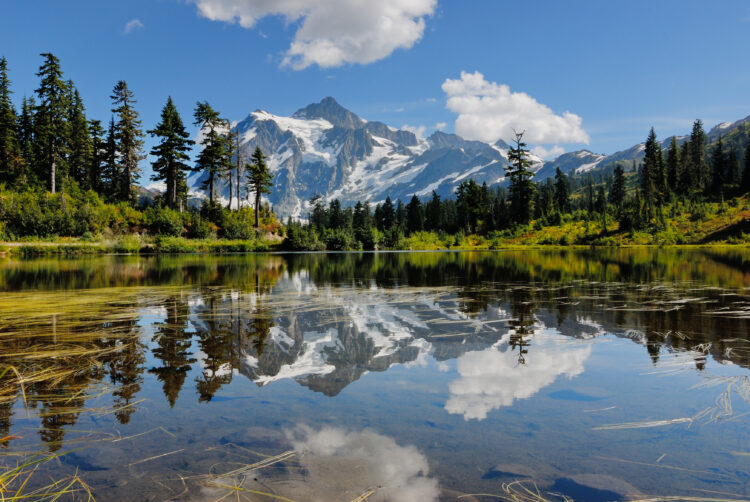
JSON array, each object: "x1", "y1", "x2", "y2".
[{"x1": 168, "y1": 97, "x2": 749, "y2": 218}]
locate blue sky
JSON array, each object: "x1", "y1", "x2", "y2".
[{"x1": 2, "y1": 0, "x2": 749, "y2": 178}]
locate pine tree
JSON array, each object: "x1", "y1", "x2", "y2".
[
  {"x1": 726, "y1": 145, "x2": 740, "y2": 187},
  {"x1": 677, "y1": 141, "x2": 692, "y2": 195},
  {"x1": 102, "y1": 117, "x2": 118, "y2": 199},
  {"x1": 34, "y1": 53, "x2": 70, "y2": 194},
  {"x1": 0, "y1": 57, "x2": 23, "y2": 184},
  {"x1": 610, "y1": 164, "x2": 626, "y2": 210},
  {"x1": 425, "y1": 191, "x2": 441, "y2": 231},
  {"x1": 381, "y1": 196, "x2": 395, "y2": 230},
  {"x1": 18, "y1": 97, "x2": 35, "y2": 178},
  {"x1": 710, "y1": 136, "x2": 726, "y2": 195},
  {"x1": 148, "y1": 97, "x2": 194, "y2": 210},
  {"x1": 553, "y1": 167, "x2": 570, "y2": 213},
  {"x1": 666, "y1": 136, "x2": 680, "y2": 191},
  {"x1": 66, "y1": 86, "x2": 91, "y2": 189},
  {"x1": 246, "y1": 147, "x2": 273, "y2": 229},
  {"x1": 743, "y1": 132, "x2": 750, "y2": 194},
  {"x1": 406, "y1": 194, "x2": 424, "y2": 233},
  {"x1": 88, "y1": 119, "x2": 105, "y2": 193},
  {"x1": 689, "y1": 119, "x2": 707, "y2": 191},
  {"x1": 193, "y1": 101, "x2": 232, "y2": 205},
  {"x1": 506, "y1": 131, "x2": 535, "y2": 224},
  {"x1": 110, "y1": 80, "x2": 144, "y2": 203}
]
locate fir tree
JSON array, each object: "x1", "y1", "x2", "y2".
[
  {"x1": 425, "y1": 191, "x2": 441, "y2": 231},
  {"x1": 506, "y1": 131, "x2": 535, "y2": 225},
  {"x1": 406, "y1": 194, "x2": 424, "y2": 233},
  {"x1": 148, "y1": 97, "x2": 194, "y2": 210},
  {"x1": 102, "y1": 117, "x2": 118, "y2": 199},
  {"x1": 66, "y1": 86, "x2": 92, "y2": 189},
  {"x1": 193, "y1": 102, "x2": 232, "y2": 205},
  {"x1": 743, "y1": 132, "x2": 750, "y2": 193},
  {"x1": 88, "y1": 119, "x2": 105, "y2": 193},
  {"x1": 610, "y1": 164, "x2": 626, "y2": 210},
  {"x1": 726, "y1": 144, "x2": 739, "y2": 187},
  {"x1": 677, "y1": 141, "x2": 692, "y2": 195},
  {"x1": 553, "y1": 167, "x2": 570, "y2": 213},
  {"x1": 0, "y1": 57, "x2": 22, "y2": 184},
  {"x1": 246, "y1": 147, "x2": 273, "y2": 229},
  {"x1": 34, "y1": 53, "x2": 70, "y2": 194},
  {"x1": 110, "y1": 80, "x2": 144, "y2": 203},
  {"x1": 710, "y1": 136, "x2": 726, "y2": 195},
  {"x1": 18, "y1": 97, "x2": 35, "y2": 177},
  {"x1": 689, "y1": 119, "x2": 707, "y2": 191},
  {"x1": 666, "y1": 136, "x2": 680, "y2": 191}
]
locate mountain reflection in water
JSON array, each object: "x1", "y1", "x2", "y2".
[{"x1": 0, "y1": 249, "x2": 749, "y2": 500}]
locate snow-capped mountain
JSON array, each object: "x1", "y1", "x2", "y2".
[
  {"x1": 184, "y1": 98, "x2": 749, "y2": 217},
  {"x1": 188, "y1": 97, "x2": 543, "y2": 217}
]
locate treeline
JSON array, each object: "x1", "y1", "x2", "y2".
[
  {"x1": 286, "y1": 126, "x2": 750, "y2": 250},
  {"x1": 0, "y1": 54, "x2": 276, "y2": 239}
]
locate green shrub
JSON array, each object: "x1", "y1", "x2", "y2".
[{"x1": 145, "y1": 206, "x2": 184, "y2": 236}]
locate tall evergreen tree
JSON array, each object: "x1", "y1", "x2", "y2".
[
  {"x1": 246, "y1": 147, "x2": 273, "y2": 229},
  {"x1": 677, "y1": 141, "x2": 692, "y2": 195},
  {"x1": 425, "y1": 191, "x2": 441, "y2": 231},
  {"x1": 0, "y1": 57, "x2": 22, "y2": 184},
  {"x1": 610, "y1": 164, "x2": 626, "y2": 210},
  {"x1": 506, "y1": 131, "x2": 535, "y2": 224},
  {"x1": 18, "y1": 97, "x2": 35, "y2": 176},
  {"x1": 193, "y1": 101, "x2": 232, "y2": 205},
  {"x1": 102, "y1": 117, "x2": 118, "y2": 199},
  {"x1": 66, "y1": 86, "x2": 91, "y2": 189},
  {"x1": 689, "y1": 119, "x2": 707, "y2": 191},
  {"x1": 743, "y1": 133, "x2": 750, "y2": 193},
  {"x1": 726, "y1": 144, "x2": 739, "y2": 187},
  {"x1": 110, "y1": 80, "x2": 144, "y2": 203},
  {"x1": 148, "y1": 97, "x2": 194, "y2": 210},
  {"x1": 88, "y1": 119, "x2": 105, "y2": 193},
  {"x1": 710, "y1": 135, "x2": 726, "y2": 195},
  {"x1": 553, "y1": 167, "x2": 570, "y2": 213},
  {"x1": 406, "y1": 194, "x2": 424, "y2": 233},
  {"x1": 666, "y1": 136, "x2": 680, "y2": 191},
  {"x1": 34, "y1": 53, "x2": 70, "y2": 194}
]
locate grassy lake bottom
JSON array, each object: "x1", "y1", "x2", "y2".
[{"x1": 0, "y1": 250, "x2": 749, "y2": 501}]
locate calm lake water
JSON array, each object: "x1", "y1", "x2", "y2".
[{"x1": 1, "y1": 249, "x2": 749, "y2": 501}]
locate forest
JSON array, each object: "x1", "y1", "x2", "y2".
[{"x1": 1, "y1": 54, "x2": 749, "y2": 251}]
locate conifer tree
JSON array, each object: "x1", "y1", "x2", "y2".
[
  {"x1": 110, "y1": 80, "x2": 144, "y2": 203},
  {"x1": 726, "y1": 145, "x2": 739, "y2": 187},
  {"x1": 689, "y1": 119, "x2": 707, "y2": 191},
  {"x1": 0, "y1": 57, "x2": 23, "y2": 184},
  {"x1": 149, "y1": 97, "x2": 194, "y2": 210},
  {"x1": 18, "y1": 97, "x2": 35, "y2": 176},
  {"x1": 88, "y1": 119, "x2": 105, "y2": 193},
  {"x1": 506, "y1": 131, "x2": 535, "y2": 225},
  {"x1": 34, "y1": 53, "x2": 70, "y2": 194},
  {"x1": 666, "y1": 136, "x2": 680, "y2": 190},
  {"x1": 425, "y1": 191, "x2": 441, "y2": 231},
  {"x1": 406, "y1": 194, "x2": 424, "y2": 233},
  {"x1": 743, "y1": 133, "x2": 750, "y2": 193},
  {"x1": 193, "y1": 101, "x2": 231, "y2": 205},
  {"x1": 66, "y1": 86, "x2": 92, "y2": 189},
  {"x1": 102, "y1": 117, "x2": 118, "y2": 199},
  {"x1": 710, "y1": 136, "x2": 726, "y2": 195},
  {"x1": 610, "y1": 164, "x2": 626, "y2": 210},
  {"x1": 677, "y1": 141, "x2": 692, "y2": 195},
  {"x1": 553, "y1": 167, "x2": 570, "y2": 213},
  {"x1": 246, "y1": 147, "x2": 273, "y2": 229},
  {"x1": 381, "y1": 196, "x2": 395, "y2": 230}
]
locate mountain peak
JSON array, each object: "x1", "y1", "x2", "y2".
[{"x1": 292, "y1": 97, "x2": 364, "y2": 129}]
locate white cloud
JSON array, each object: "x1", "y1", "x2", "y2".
[
  {"x1": 531, "y1": 145, "x2": 565, "y2": 160},
  {"x1": 402, "y1": 122, "x2": 447, "y2": 139},
  {"x1": 123, "y1": 19, "x2": 144, "y2": 35},
  {"x1": 287, "y1": 426, "x2": 440, "y2": 501},
  {"x1": 442, "y1": 71, "x2": 590, "y2": 145},
  {"x1": 445, "y1": 331, "x2": 591, "y2": 420},
  {"x1": 434, "y1": 122, "x2": 446, "y2": 130},
  {"x1": 191, "y1": 0, "x2": 437, "y2": 69}
]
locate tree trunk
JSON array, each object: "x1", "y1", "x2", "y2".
[
  {"x1": 209, "y1": 173, "x2": 214, "y2": 205},
  {"x1": 228, "y1": 171, "x2": 233, "y2": 210},
  {"x1": 50, "y1": 155, "x2": 56, "y2": 194},
  {"x1": 255, "y1": 191, "x2": 260, "y2": 228}
]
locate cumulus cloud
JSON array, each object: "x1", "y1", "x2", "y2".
[
  {"x1": 191, "y1": 0, "x2": 437, "y2": 69},
  {"x1": 123, "y1": 19, "x2": 144, "y2": 34},
  {"x1": 442, "y1": 71, "x2": 590, "y2": 145},
  {"x1": 402, "y1": 122, "x2": 448, "y2": 139},
  {"x1": 445, "y1": 332, "x2": 591, "y2": 420},
  {"x1": 531, "y1": 145, "x2": 565, "y2": 160}
]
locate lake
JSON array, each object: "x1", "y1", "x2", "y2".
[{"x1": 0, "y1": 249, "x2": 749, "y2": 501}]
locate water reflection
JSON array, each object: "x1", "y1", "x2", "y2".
[{"x1": 0, "y1": 249, "x2": 748, "y2": 467}]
